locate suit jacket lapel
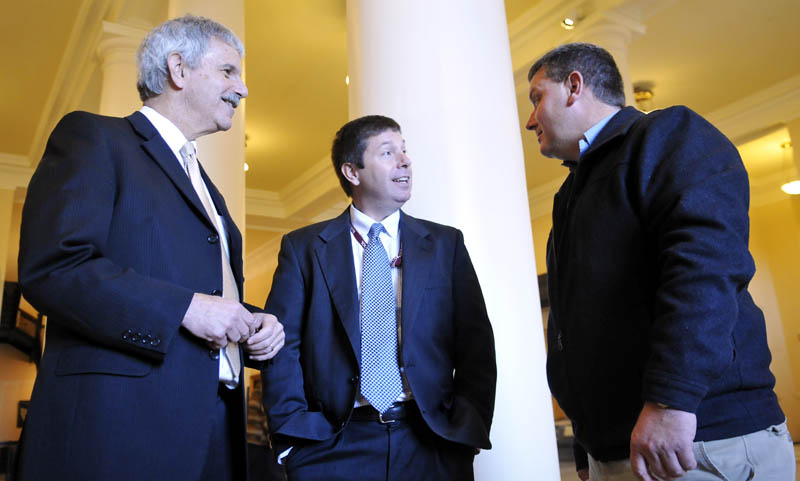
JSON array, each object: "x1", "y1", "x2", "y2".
[
  {"x1": 316, "y1": 210, "x2": 361, "y2": 359},
  {"x1": 399, "y1": 211, "x2": 434, "y2": 336},
  {"x1": 127, "y1": 111, "x2": 215, "y2": 230},
  {"x1": 203, "y1": 171, "x2": 244, "y2": 290}
]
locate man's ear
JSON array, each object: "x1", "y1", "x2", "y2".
[
  {"x1": 565, "y1": 70, "x2": 585, "y2": 106},
  {"x1": 167, "y1": 52, "x2": 187, "y2": 89},
  {"x1": 341, "y1": 163, "x2": 360, "y2": 187}
]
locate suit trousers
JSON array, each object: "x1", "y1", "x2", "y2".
[
  {"x1": 587, "y1": 421, "x2": 794, "y2": 481},
  {"x1": 283, "y1": 402, "x2": 475, "y2": 481},
  {"x1": 199, "y1": 384, "x2": 246, "y2": 481}
]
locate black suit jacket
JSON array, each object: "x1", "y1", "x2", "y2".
[
  {"x1": 262, "y1": 209, "x2": 496, "y2": 452},
  {"x1": 17, "y1": 111, "x2": 249, "y2": 480}
]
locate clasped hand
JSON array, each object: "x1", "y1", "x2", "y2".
[{"x1": 181, "y1": 293, "x2": 285, "y2": 360}]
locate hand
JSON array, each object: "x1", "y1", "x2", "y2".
[
  {"x1": 181, "y1": 293, "x2": 257, "y2": 349},
  {"x1": 244, "y1": 313, "x2": 285, "y2": 361},
  {"x1": 630, "y1": 401, "x2": 697, "y2": 480},
  {"x1": 577, "y1": 468, "x2": 589, "y2": 481}
]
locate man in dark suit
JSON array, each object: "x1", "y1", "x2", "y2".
[
  {"x1": 261, "y1": 115, "x2": 496, "y2": 481},
  {"x1": 16, "y1": 15, "x2": 284, "y2": 481},
  {"x1": 526, "y1": 43, "x2": 793, "y2": 481}
]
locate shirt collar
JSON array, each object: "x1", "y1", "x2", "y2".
[
  {"x1": 139, "y1": 106, "x2": 195, "y2": 163},
  {"x1": 349, "y1": 204, "x2": 400, "y2": 240},
  {"x1": 578, "y1": 110, "x2": 618, "y2": 157}
]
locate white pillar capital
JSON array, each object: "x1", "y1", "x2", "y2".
[
  {"x1": 96, "y1": 22, "x2": 148, "y2": 117},
  {"x1": 573, "y1": 10, "x2": 646, "y2": 106}
]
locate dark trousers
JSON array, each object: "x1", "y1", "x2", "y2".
[
  {"x1": 200, "y1": 384, "x2": 246, "y2": 481},
  {"x1": 283, "y1": 403, "x2": 475, "y2": 481}
]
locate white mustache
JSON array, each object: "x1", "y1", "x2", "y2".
[{"x1": 222, "y1": 93, "x2": 241, "y2": 108}]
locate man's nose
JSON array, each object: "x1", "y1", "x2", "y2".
[
  {"x1": 236, "y1": 77, "x2": 248, "y2": 99},
  {"x1": 399, "y1": 152, "x2": 411, "y2": 167},
  {"x1": 525, "y1": 111, "x2": 537, "y2": 131}
]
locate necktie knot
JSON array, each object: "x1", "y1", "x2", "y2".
[
  {"x1": 180, "y1": 142, "x2": 197, "y2": 170},
  {"x1": 368, "y1": 223, "x2": 385, "y2": 242}
]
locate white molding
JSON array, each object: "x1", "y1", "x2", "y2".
[
  {"x1": 245, "y1": 188, "x2": 284, "y2": 218},
  {"x1": 706, "y1": 74, "x2": 800, "y2": 143},
  {"x1": 279, "y1": 156, "x2": 342, "y2": 218},
  {"x1": 29, "y1": 0, "x2": 117, "y2": 165},
  {"x1": 528, "y1": 176, "x2": 566, "y2": 220},
  {"x1": 244, "y1": 234, "x2": 283, "y2": 279},
  {"x1": 0, "y1": 154, "x2": 34, "y2": 190}
]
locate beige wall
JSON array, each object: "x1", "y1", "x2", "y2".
[{"x1": 750, "y1": 196, "x2": 800, "y2": 434}]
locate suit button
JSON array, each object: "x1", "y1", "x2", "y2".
[
  {"x1": 211, "y1": 289, "x2": 222, "y2": 296},
  {"x1": 151, "y1": 338, "x2": 161, "y2": 346},
  {"x1": 349, "y1": 375, "x2": 359, "y2": 384},
  {"x1": 130, "y1": 335, "x2": 138, "y2": 342},
  {"x1": 207, "y1": 234, "x2": 219, "y2": 244},
  {"x1": 209, "y1": 349, "x2": 220, "y2": 360},
  {"x1": 121, "y1": 331, "x2": 128, "y2": 340}
]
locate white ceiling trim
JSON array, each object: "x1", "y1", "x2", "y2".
[
  {"x1": 706, "y1": 74, "x2": 800, "y2": 144},
  {"x1": 244, "y1": 233, "x2": 282, "y2": 279},
  {"x1": 28, "y1": 0, "x2": 120, "y2": 167},
  {"x1": 0, "y1": 154, "x2": 34, "y2": 190}
]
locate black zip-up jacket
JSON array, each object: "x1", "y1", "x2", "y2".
[{"x1": 546, "y1": 106, "x2": 785, "y2": 463}]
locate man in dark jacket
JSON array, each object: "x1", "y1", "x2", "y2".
[
  {"x1": 261, "y1": 115, "x2": 496, "y2": 481},
  {"x1": 17, "y1": 15, "x2": 283, "y2": 481},
  {"x1": 526, "y1": 43, "x2": 793, "y2": 480}
]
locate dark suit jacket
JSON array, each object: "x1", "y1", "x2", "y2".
[
  {"x1": 17, "y1": 111, "x2": 249, "y2": 480},
  {"x1": 261, "y1": 209, "x2": 496, "y2": 454}
]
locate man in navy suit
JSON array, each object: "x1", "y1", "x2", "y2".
[
  {"x1": 526, "y1": 43, "x2": 793, "y2": 481},
  {"x1": 17, "y1": 15, "x2": 284, "y2": 481},
  {"x1": 261, "y1": 115, "x2": 496, "y2": 481}
]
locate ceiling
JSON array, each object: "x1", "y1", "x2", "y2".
[{"x1": 1, "y1": 0, "x2": 799, "y2": 219}]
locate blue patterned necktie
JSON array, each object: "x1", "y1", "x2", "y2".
[{"x1": 359, "y1": 223, "x2": 403, "y2": 413}]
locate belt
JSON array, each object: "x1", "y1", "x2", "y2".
[{"x1": 350, "y1": 402, "x2": 408, "y2": 424}]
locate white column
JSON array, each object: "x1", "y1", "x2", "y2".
[
  {"x1": 574, "y1": 11, "x2": 646, "y2": 107},
  {"x1": 97, "y1": 22, "x2": 147, "y2": 117},
  {"x1": 168, "y1": 0, "x2": 247, "y2": 229},
  {"x1": 347, "y1": 1, "x2": 559, "y2": 479}
]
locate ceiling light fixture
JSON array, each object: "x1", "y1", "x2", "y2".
[
  {"x1": 633, "y1": 82, "x2": 655, "y2": 112},
  {"x1": 560, "y1": 8, "x2": 582, "y2": 30},
  {"x1": 345, "y1": 75, "x2": 350, "y2": 86},
  {"x1": 243, "y1": 162, "x2": 249, "y2": 172}
]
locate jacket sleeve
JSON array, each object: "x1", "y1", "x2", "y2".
[
  {"x1": 451, "y1": 230, "x2": 497, "y2": 435},
  {"x1": 18, "y1": 112, "x2": 193, "y2": 361},
  {"x1": 636, "y1": 107, "x2": 754, "y2": 412},
  {"x1": 261, "y1": 234, "x2": 333, "y2": 442}
]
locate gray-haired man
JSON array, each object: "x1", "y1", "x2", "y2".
[{"x1": 17, "y1": 15, "x2": 283, "y2": 481}]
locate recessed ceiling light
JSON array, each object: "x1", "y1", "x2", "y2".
[
  {"x1": 561, "y1": 17, "x2": 575, "y2": 29},
  {"x1": 345, "y1": 75, "x2": 350, "y2": 86},
  {"x1": 781, "y1": 180, "x2": 800, "y2": 195},
  {"x1": 243, "y1": 162, "x2": 249, "y2": 172}
]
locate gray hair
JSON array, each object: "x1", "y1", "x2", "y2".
[{"x1": 136, "y1": 14, "x2": 244, "y2": 101}]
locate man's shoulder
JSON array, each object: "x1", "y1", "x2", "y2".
[
  {"x1": 55, "y1": 110, "x2": 137, "y2": 137},
  {"x1": 401, "y1": 212, "x2": 463, "y2": 242},
  {"x1": 284, "y1": 212, "x2": 348, "y2": 242},
  {"x1": 633, "y1": 105, "x2": 719, "y2": 137}
]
